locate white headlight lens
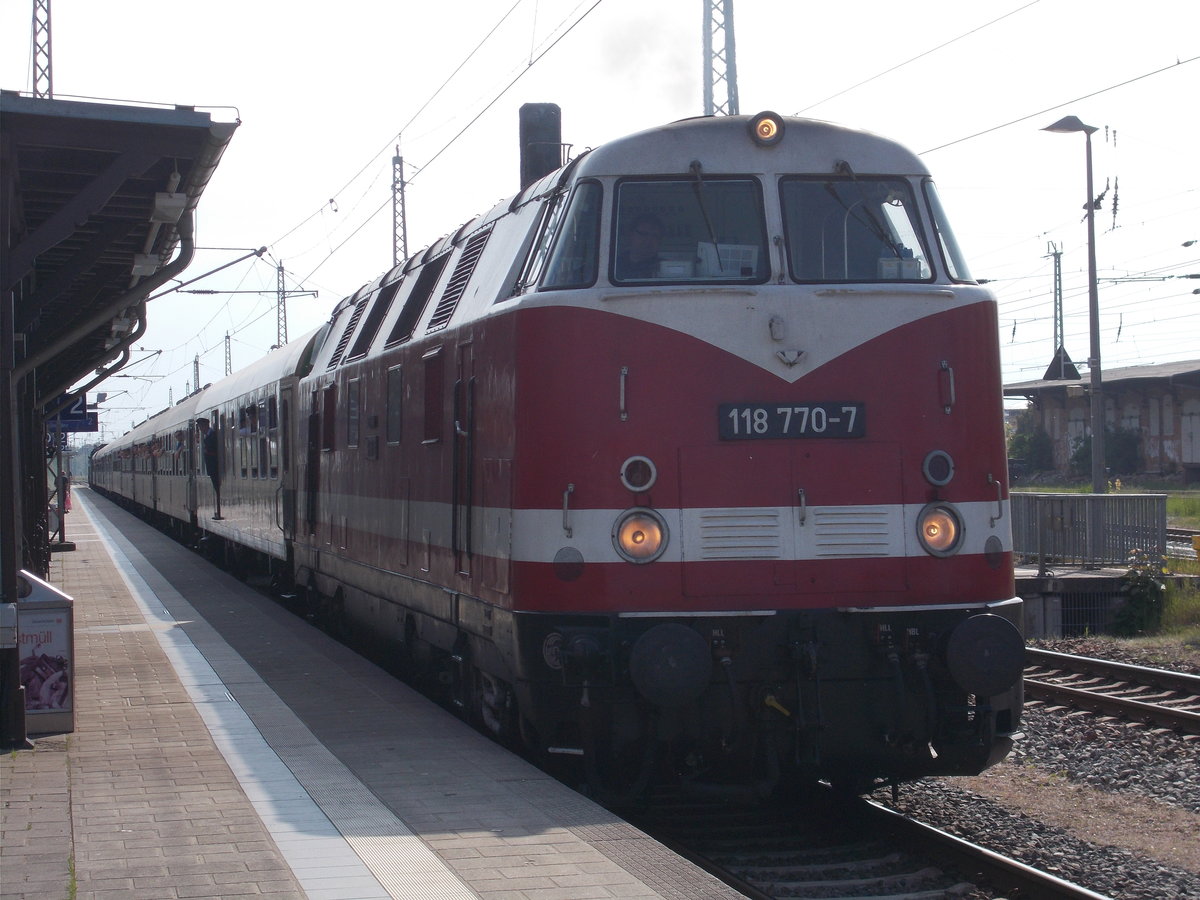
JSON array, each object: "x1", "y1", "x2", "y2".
[
  {"x1": 749, "y1": 111, "x2": 785, "y2": 146},
  {"x1": 613, "y1": 509, "x2": 668, "y2": 563},
  {"x1": 918, "y1": 503, "x2": 963, "y2": 556}
]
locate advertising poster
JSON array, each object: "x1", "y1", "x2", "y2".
[{"x1": 19, "y1": 608, "x2": 72, "y2": 713}]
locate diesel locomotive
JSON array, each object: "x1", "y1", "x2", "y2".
[{"x1": 92, "y1": 111, "x2": 1025, "y2": 797}]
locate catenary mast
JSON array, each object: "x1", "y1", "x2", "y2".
[{"x1": 703, "y1": 0, "x2": 738, "y2": 116}]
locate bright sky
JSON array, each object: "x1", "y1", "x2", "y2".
[{"x1": 3, "y1": 0, "x2": 1198, "y2": 439}]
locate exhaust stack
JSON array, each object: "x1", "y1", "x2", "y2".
[{"x1": 519, "y1": 103, "x2": 562, "y2": 190}]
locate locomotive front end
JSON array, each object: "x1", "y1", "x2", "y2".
[{"x1": 501, "y1": 112, "x2": 1023, "y2": 796}]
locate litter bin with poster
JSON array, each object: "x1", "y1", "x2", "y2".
[{"x1": 17, "y1": 570, "x2": 74, "y2": 734}]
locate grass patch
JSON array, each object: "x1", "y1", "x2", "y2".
[
  {"x1": 1164, "y1": 578, "x2": 1200, "y2": 632},
  {"x1": 1169, "y1": 494, "x2": 1200, "y2": 530}
]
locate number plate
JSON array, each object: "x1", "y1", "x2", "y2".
[{"x1": 719, "y1": 403, "x2": 865, "y2": 440}]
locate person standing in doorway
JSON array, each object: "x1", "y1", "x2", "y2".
[{"x1": 197, "y1": 417, "x2": 223, "y2": 519}]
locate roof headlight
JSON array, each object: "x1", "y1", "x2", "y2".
[{"x1": 749, "y1": 111, "x2": 785, "y2": 146}]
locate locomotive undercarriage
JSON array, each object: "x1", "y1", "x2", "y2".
[{"x1": 513, "y1": 602, "x2": 1024, "y2": 799}]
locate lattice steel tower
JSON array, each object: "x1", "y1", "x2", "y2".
[
  {"x1": 32, "y1": 0, "x2": 52, "y2": 98},
  {"x1": 703, "y1": 0, "x2": 739, "y2": 116},
  {"x1": 392, "y1": 149, "x2": 409, "y2": 267}
]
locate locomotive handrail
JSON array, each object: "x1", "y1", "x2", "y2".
[
  {"x1": 988, "y1": 474, "x2": 1003, "y2": 526},
  {"x1": 939, "y1": 360, "x2": 956, "y2": 414},
  {"x1": 563, "y1": 484, "x2": 575, "y2": 538}
]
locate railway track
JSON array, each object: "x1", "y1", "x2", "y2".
[
  {"x1": 1166, "y1": 526, "x2": 1199, "y2": 558},
  {"x1": 1024, "y1": 647, "x2": 1200, "y2": 734},
  {"x1": 624, "y1": 790, "x2": 1110, "y2": 899}
]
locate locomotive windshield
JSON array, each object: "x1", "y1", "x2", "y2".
[
  {"x1": 780, "y1": 176, "x2": 932, "y2": 283},
  {"x1": 611, "y1": 178, "x2": 769, "y2": 284},
  {"x1": 924, "y1": 180, "x2": 974, "y2": 282}
]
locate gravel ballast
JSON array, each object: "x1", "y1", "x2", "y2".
[{"x1": 879, "y1": 637, "x2": 1200, "y2": 899}]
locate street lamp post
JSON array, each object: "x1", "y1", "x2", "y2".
[{"x1": 1043, "y1": 115, "x2": 1105, "y2": 494}]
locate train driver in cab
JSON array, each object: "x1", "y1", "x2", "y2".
[{"x1": 615, "y1": 212, "x2": 663, "y2": 280}]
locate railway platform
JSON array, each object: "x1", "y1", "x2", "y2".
[{"x1": 0, "y1": 488, "x2": 741, "y2": 900}]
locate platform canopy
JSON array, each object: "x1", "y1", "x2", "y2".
[{"x1": 1, "y1": 92, "x2": 237, "y2": 408}]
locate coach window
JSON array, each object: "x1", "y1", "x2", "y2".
[
  {"x1": 386, "y1": 365, "x2": 403, "y2": 444},
  {"x1": 780, "y1": 176, "x2": 931, "y2": 283},
  {"x1": 258, "y1": 402, "x2": 270, "y2": 478},
  {"x1": 268, "y1": 397, "x2": 280, "y2": 477},
  {"x1": 541, "y1": 180, "x2": 602, "y2": 290},
  {"x1": 612, "y1": 178, "x2": 768, "y2": 284}
]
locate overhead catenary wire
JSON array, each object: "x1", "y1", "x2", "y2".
[
  {"x1": 921, "y1": 55, "x2": 1200, "y2": 154},
  {"x1": 269, "y1": 0, "x2": 529, "y2": 252},
  {"x1": 299, "y1": 0, "x2": 606, "y2": 285},
  {"x1": 795, "y1": 0, "x2": 1043, "y2": 116}
]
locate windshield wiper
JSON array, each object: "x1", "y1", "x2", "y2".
[
  {"x1": 830, "y1": 160, "x2": 905, "y2": 259},
  {"x1": 689, "y1": 159, "x2": 723, "y2": 270}
]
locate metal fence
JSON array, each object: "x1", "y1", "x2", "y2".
[{"x1": 1011, "y1": 492, "x2": 1167, "y2": 574}]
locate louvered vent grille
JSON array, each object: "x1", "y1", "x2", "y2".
[
  {"x1": 697, "y1": 509, "x2": 783, "y2": 559},
  {"x1": 325, "y1": 291, "x2": 371, "y2": 370},
  {"x1": 812, "y1": 507, "x2": 891, "y2": 557},
  {"x1": 426, "y1": 229, "x2": 491, "y2": 333}
]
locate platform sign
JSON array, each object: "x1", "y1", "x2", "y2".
[
  {"x1": 46, "y1": 394, "x2": 98, "y2": 432},
  {"x1": 48, "y1": 393, "x2": 89, "y2": 422},
  {"x1": 49, "y1": 412, "x2": 98, "y2": 433}
]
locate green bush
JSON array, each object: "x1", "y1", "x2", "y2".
[
  {"x1": 1006, "y1": 410, "x2": 1055, "y2": 473},
  {"x1": 1068, "y1": 425, "x2": 1141, "y2": 478},
  {"x1": 1114, "y1": 549, "x2": 1167, "y2": 635}
]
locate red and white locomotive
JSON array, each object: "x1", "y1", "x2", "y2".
[{"x1": 92, "y1": 111, "x2": 1024, "y2": 796}]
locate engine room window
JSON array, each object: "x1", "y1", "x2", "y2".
[
  {"x1": 386, "y1": 365, "x2": 403, "y2": 444},
  {"x1": 347, "y1": 379, "x2": 361, "y2": 448},
  {"x1": 612, "y1": 178, "x2": 768, "y2": 284},
  {"x1": 780, "y1": 177, "x2": 931, "y2": 283}
]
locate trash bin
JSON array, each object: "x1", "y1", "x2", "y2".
[{"x1": 16, "y1": 570, "x2": 74, "y2": 735}]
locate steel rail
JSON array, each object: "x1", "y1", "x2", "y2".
[
  {"x1": 864, "y1": 798, "x2": 1113, "y2": 899},
  {"x1": 1025, "y1": 647, "x2": 1200, "y2": 733},
  {"x1": 1026, "y1": 648, "x2": 1200, "y2": 694}
]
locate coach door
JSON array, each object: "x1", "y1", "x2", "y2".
[
  {"x1": 305, "y1": 388, "x2": 322, "y2": 537},
  {"x1": 279, "y1": 385, "x2": 296, "y2": 539},
  {"x1": 186, "y1": 422, "x2": 198, "y2": 518}
]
